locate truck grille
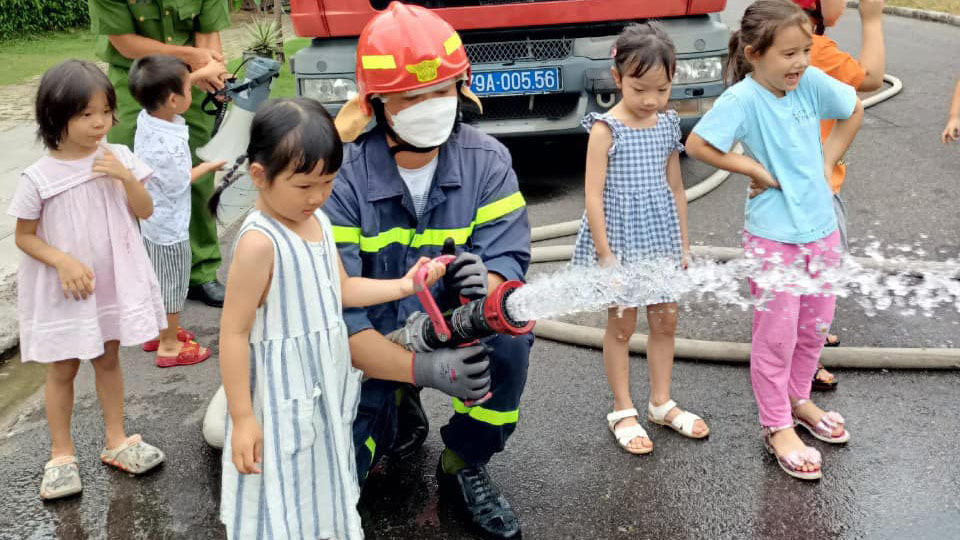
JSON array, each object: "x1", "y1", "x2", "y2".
[
  {"x1": 463, "y1": 93, "x2": 580, "y2": 123},
  {"x1": 464, "y1": 38, "x2": 574, "y2": 64}
]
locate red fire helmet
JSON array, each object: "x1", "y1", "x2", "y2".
[{"x1": 354, "y1": 1, "x2": 472, "y2": 115}]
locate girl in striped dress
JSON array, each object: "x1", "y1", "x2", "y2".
[{"x1": 209, "y1": 99, "x2": 445, "y2": 540}]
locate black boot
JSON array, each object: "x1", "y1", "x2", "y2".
[
  {"x1": 387, "y1": 384, "x2": 429, "y2": 460},
  {"x1": 436, "y1": 455, "x2": 521, "y2": 539},
  {"x1": 187, "y1": 280, "x2": 226, "y2": 308}
]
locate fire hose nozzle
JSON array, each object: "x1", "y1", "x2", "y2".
[
  {"x1": 409, "y1": 249, "x2": 534, "y2": 351},
  {"x1": 483, "y1": 280, "x2": 535, "y2": 336}
]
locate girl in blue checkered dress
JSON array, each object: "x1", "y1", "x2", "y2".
[{"x1": 571, "y1": 23, "x2": 709, "y2": 456}]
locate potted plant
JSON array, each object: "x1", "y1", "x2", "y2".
[{"x1": 242, "y1": 18, "x2": 282, "y2": 61}]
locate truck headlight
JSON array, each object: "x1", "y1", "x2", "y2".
[
  {"x1": 301, "y1": 78, "x2": 358, "y2": 103},
  {"x1": 674, "y1": 57, "x2": 723, "y2": 84}
]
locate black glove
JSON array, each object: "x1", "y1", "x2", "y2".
[
  {"x1": 444, "y1": 251, "x2": 488, "y2": 300},
  {"x1": 412, "y1": 345, "x2": 491, "y2": 401}
]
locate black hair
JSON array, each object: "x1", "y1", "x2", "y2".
[
  {"x1": 801, "y1": 0, "x2": 827, "y2": 35},
  {"x1": 128, "y1": 55, "x2": 191, "y2": 112},
  {"x1": 725, "y1": 0, "x2": 811, "y2": 85},
  {"x1": 208, "y1": 98, "x2": 343, "y2": 217},
  {"x1": 612, "y1": 22, "x2": 677, "y2": 81},
  {"x1": 35, "y1": 60, "x2": 117, "y2": 150}
]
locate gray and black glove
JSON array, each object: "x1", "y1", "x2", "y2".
[
  {"x1": 445, "y1": 251, "x2": 488, "y2": 300},
  {"x1": 412, "y1": 345, "x2": 491, "y2": 401}
]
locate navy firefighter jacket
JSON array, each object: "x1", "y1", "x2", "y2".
[{"x1": 324, "y1": 124, "x2": 531, "y2": 337}]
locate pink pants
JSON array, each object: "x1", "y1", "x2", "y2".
[{"x1": 745, "y1": 230, "x2": 841, "y2": 428}]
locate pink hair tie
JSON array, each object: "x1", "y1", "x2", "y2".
[{"x1": 610, "y1": 46, "x2": 617, "y2": 58}]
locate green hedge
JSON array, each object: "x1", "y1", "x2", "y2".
[{"x1": 0, "y1": 0, "x2": 90, "y2": 41}]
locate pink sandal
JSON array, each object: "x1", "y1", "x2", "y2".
[
  {"x1": 142, "y1": 327, "x2": 196, "y2": 352},
  {"x1": 763, "y1": 427, "x2": 822, "y2": 481},
  {"x1": 793, "y1": 399, "x2": 850, "y2": 444}
]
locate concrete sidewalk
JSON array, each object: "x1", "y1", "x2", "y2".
[
  {"x1": 0, "y1": 125, "x2": 44, "y2": 353},
  {"x1": 0, "y1": 123, "x2": 257, "y2": 356}
]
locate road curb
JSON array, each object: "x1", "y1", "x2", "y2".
[{"x1": 847, "y1": 1, "x2": 960, "y2": 27}]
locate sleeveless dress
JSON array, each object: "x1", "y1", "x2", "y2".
[
  {"x1": 6, "y1": 144, "x2": 166, "y2": 362},
  {"x1": 571, "y1": 110, "x2": 685, "y2": 306},
  {"x1": 220, "y1": 210, "x2": 364, "y2": 540}
]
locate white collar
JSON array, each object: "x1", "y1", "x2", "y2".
[{"x1": 137, "y1": 109, "x2": 189, "y2": 139}]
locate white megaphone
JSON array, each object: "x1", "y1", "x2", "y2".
[{"x1": 197, "y1": 56, "x2": 281, "y2": 165}]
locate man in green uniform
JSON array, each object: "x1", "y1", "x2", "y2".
[{"x1": 88, "y1": 0, "x2": 231, "y2": 306}]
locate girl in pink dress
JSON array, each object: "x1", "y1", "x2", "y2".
[{"x1": 7, "y1": 60, "x2": 168, "y2": 500}]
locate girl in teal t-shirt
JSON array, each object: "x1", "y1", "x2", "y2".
[{"x1": 686, "y1": 0, "x2": 863, "y2": 481}]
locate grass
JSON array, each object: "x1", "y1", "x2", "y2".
[
  {"x1": 0, "y1": 27, "x2": 311, "y2": 93},
  {"x1": 886, "y1": 0, "x2": 960, "y2": 15},
  {"x1": 0, "y1": 28, "x2": 99, "y2": 86},
  {"x1": 226, "y1": 37, "x2": 311, "y2": 99}
]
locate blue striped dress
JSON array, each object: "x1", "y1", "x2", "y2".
[{"x1": 220, "y1": 209, "x2": 364, "y2": 540}]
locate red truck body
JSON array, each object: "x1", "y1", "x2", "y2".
[
  {"x1": 290, "y1": 0, "x2": 730, "y2": 137},
  {"x1": 291, "y1": 0, "x2": 727, "y2": 37}
]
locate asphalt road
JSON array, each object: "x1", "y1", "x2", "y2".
[{"x1": 1, "y1": 3, "x2": 958, "y2": 539}]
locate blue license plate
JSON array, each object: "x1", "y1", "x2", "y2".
[{"x1": 471, "y1": 67, "x2": 561, "y2": 96}]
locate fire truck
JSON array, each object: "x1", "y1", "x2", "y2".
[{"x1": 289, "y1": 0, "x2": 729, "y2": 136}]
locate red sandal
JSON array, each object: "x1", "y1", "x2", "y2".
[
  {"x1": 156, "y1": 340, "x2": 211, "y2": 368},
  {"x1": 142, "y1": 327, "x2": 196, "y2": 352}
]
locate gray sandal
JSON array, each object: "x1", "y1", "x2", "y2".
[
  {"x1": 100, "y1": 434, "x2": 165, "y2": 474},
  {"x1": 40, "y1": 455, "x2": 83, "y2": 500}
]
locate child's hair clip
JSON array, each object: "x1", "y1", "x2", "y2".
[{"x1": 610, "y1": 46, "x2": 617, "y2": 59}]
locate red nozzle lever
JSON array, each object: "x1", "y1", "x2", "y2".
[
  {"x1": 413, "y1": 254, "x2": 456, "y2": 342},
  {"x1": 414, "y1": 239, "x2": 493, "y2": 407}
]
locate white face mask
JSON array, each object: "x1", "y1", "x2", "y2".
[{"x1": 387, "y1": 96, "x2": 459, "y2": 148}]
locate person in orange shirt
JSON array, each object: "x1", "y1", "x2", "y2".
[
  {"x1": 793, "y1": 0, "x2": 885, "y2": 390},
  {"x1": 943, "y1": 79, "x2": 960, "y2": 143}
]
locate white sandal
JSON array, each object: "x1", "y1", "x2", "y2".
[
  {"x1": 40, "y1": 455, "x2": 83, "y2": 500},
  {"x1": 606, "y1": 408, "x2": 652, "y2": 455},
  {"x1": 647, "y1": 400, "x2": 709, "y2": 439}
]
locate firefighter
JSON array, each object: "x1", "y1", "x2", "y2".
[{"x1": 325, "y1": 3, "x2": 532, "y2": 538}]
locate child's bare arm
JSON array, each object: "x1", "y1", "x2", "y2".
[
  {"x1": 189, "y1": 61, "x2": 228, "y2": 95},
  {"x1": 942, "y1": 79, "x2": 960, "y2": 144},
  {"x1": 584, "y1": 122, "x2": 614, "y2": 265},
  {"x1": 191, "y1": 160, "x2": 227, "y2": 181},
  {"x1": 665, "y1": 152, "x2": 690, "y2": 264},
  {"x1": 823, "y1": 98, "x2": 865, "y2": 174},
  {"x1": 219, "y1": 231, "x2": 272, "y2": 474},
  {"x1": 336, "y1": 253, "x2": 445, "y2": 308},
  {"x1": 15, "y1": 218, "x2": 94, "y2": 300},
  {"x1": 685, "y1": 133, "x2": 779, "y2": 198},
  {"x1": 857, "y1": 0, "x2": 886, "y2": 91}
]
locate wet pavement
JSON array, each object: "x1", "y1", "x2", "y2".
[{"x1": 1, "y1": 2, "x2": 959, "y2": 539}]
